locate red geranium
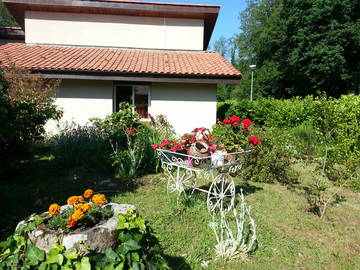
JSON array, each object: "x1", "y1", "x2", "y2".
[
  {"x1": 151, "y1": 144, "x2": 160, "y2": 149},
  {"x1": 249, "y1": 136, "x2": 260, "y2": 146},
  {"x1": 229, "y1": 115, "x2": 240, "y2": 127},
  {"x1": 242, "y1": 119, "x2": 252, "y2": 128},
  {"x1": 223, "y1": 118, "x2": 231, "y2": 125},
  {"x1": 162, "y1": 138, "x2": 170, "y2": 146},
  {"x1": 126, "y1": 129, "x2": 136, "y2": 134}
]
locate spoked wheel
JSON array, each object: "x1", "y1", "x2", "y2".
[{"x1": 207, "y1": 174, "x2": 235, "y2": 214}]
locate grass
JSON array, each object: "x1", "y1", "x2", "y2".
[{"x1": 1, "y1": 157, "x2": 360, "y2": 269}]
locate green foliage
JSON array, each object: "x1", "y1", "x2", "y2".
[
  {"x1": 216, "y1": 0, "x2": 360, "y2": 98},
  {"x1": 51, "y1": 124, "x2": 110, "y2": 172},
  {"x1": 110, "y1": 125, "x2": 158, "y2": 181},
  {"x1": 240, "y1": 128, "x2": 298, "y2": 184},
  {"x1": 0, "y1": 2, "x2": 18, "y2": 27},
  {"x1": 0, "y1": 210, "x2": 169, "y2": 269},
  {"x1": 0, "y1": 66, "x2": 62, "y2": 176}
]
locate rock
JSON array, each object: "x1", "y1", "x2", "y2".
[{"x1": 22, "y1": 203, "x2": 136, "y2": 254}]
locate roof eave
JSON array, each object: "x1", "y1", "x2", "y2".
[{"x1": 37, "y1": 70, "x2": 242, "y2": 84}]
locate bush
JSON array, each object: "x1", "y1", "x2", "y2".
[
  {"x1": 0, "y1": 66, "x2": 62, "y2": 176},
  {"x1": 240, "y1": 127, "x2": 298, "y2": 184},
  {"x1": 51, "y1": 123, "x2": 110, "y2": 172}
]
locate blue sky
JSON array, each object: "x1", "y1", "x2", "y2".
[{"x1": 143, "y1": 0, "x2": 247, "y2": 48}]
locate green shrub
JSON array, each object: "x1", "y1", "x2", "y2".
[
  {"x1": 240, "y1": 128, "x2": 298, "y2": 184},
  {"x1": 51, "y1": 124, "x2": 110, "y2": 172},
  {"x1": 0, "y1": 66, "x2": 62, "y2": 176}
]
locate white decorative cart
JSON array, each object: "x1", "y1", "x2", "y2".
[{"x1": 156, "y1": 149, "x2": 248, "y2": 214}]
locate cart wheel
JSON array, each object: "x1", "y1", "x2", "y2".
[{"x1": 207, "y1": 174, "x2": 235, "y2": 214}]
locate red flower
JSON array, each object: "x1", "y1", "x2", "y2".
[
  {"x1": 223, "y1": 118, "x2": 231, "y2": 125},
  {"x1": 249, "y1": 136, "x2": 260, "y2": 146},
  {"x1": 162, "y1": 138, "x2": 169, "y2": 146},
  {"x1": 151, "y1": 144, "x2": 160, "y2": 149},
  {"x1": 126, "y1": 129, "x2": 136, "y2": 134},
  {"x1": 148, "y1": 113, "x2": 153, "y2": 119},
  {"x1": 209, "y1": 144, "x2": 217, "y2": 153},
  {"x1": 229, "y1": 115, "x2": 240, "y2": 127},
  {"x1": 242, "y1": 119, "x2": 252, "y2": 128}
]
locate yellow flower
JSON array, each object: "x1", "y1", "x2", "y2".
[
  {"x1": 66, "y1": 217, "x2": 77, "y2": 228},
  {"x1": 83, "y1": 189, "x2": 94, "y2": 199},
  {"x1": 92, "y1": 194, "x2": 107, "y2": 206},
  {"x1": 77, "y1": 196, "x2": 85, "y2": 203},
  {"x1": 81, "y1": 203, "x2": 92, "y2": 212},
  {"x1": 48, "y1": 203, "x2": 61, "y2": 215},
  {"x1": 67, "y1": 196, "x2": 79, "y2": 206},
  {"x1": 71, "y1": 210, "x2": 85, "y2": 221}
]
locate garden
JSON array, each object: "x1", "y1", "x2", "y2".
[{"x1": 1, "y1": 67, "x2": 360, "y2": 269}]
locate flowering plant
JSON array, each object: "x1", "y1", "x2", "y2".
[
  {"x1": 46, "y1": 189, "x2": 113, "y2": 232},
  {"x1": 211, "y1": 116, "x2": 259, "y2": 152}
]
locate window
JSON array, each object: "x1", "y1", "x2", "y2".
[{"x1": 114, "y1": 85, "x2": 150, "y2": 118}]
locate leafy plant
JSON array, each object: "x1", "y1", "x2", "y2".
[
  {"x1": 240, "y1": 127, "x2": 298, "y2": 184},
  {"x1": 51, "y1": 123, "x2": 110, "y2": 172},
  {"x1": 209, "y1": 190, "x2": 257, "y2": 260},
  {"x1": 0, "y1": 209, "x2": 169, "y2": 269},
  {"x1": 0, "y1": 65, "x2": 62, "y2": 176}
]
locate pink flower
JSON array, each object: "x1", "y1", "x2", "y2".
[
  {"x1": 249, "y1": 136, "x2": 260, "y2": 146},
  {"x1": 229, "y1": 115, "x2": 240, "y2": 127}
]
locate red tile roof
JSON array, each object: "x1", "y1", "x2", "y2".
[{"x1": 0, "y1": 43, "x2": 242, "y2": 79}]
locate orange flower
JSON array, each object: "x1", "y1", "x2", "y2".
[
  {"x1": 75, "y1": 203, "x2": 84, "y2": 211},
  {"x1": 77, "y1": 196, "x2": 85, "y2": 203},
  {"x1": 92, "y1": 194, "x2": 107, "y2": 206},
  {"x1": 81, "y1": 203, "x2": 92, "y2": 212},
  {"x1": 67, "y1": 196, "x2": 79, "y2": 206},
  {"x1": 48, "y1": 203, "x2": 61, "y2": 215},
  {"x1": 71, "y1": 210, "x2": 85, "y2": 221},
  {"x1": 83, "y1": 189, "x2": 94, "y2": 199},
  {"x1": 66, "y1": 217, "x2": 77, "y2": 228}
]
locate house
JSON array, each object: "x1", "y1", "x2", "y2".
[{"x1": 0, "y1": 0, "x2": 242, "y2": 135}]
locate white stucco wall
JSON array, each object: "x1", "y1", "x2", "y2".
[
  {"x1": 45, "y1": 79, "x2": 113, "y2": 134},
  {"x1": 25, "y1": 11, "x2": 204, "y2": 50},
  {"x1": 150, "y1": 83, "x2": 217, "y2": 135}
]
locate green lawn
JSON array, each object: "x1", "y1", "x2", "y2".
[{"x1": 1, "y1": 157, "x2": 360, "y2": 269}]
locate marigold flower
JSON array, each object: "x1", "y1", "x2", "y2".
[
  {"x1": 67, "y1": 196, "x2": 79, "y2": 206},
  {"x1": 92, "y1": 194, "x2": 107, "y2": 206},
  {"x1": 48, "y1": 203, "x2": 61, "y2": 215},
  {"x1": 66, "y1": 217, "x2": 77, "y2": 228},
  {"x1": 81, "y1": 203, "x2": 92, "y2": 212},
  {"x1": 75, "y1": 203, "x2": 84, "y2": 211},
  {"x1": 77, "y1": 196, "x2": 85, "y2": 203},
  {"x1": 83, "y1": 189, "x2": 94, "y2": 199},
  {"x1": 71, "y1": 209, "x2": 85, "y2": 221}
]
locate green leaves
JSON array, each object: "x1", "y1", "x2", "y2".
[{"x1": 24, "y1": 244, "x2": 46, "y2": 266}]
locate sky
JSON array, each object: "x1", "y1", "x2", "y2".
[{"x1": 141, "y1": 0, "x2": 247, "y2": 48}]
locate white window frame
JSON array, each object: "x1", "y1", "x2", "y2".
[{"x1": 112, "y1": 83, "x2": 152, "y2": 120}]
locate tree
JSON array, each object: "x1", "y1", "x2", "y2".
[
  {"x1": 232, "y1": 0, "x2": 360, "y2": 98},
  {"x1": 0, "y1": 66, "x2": 62, "y2": 176},
  {"x1": 0, "y1": 1, "x2": 18, "y2": 27}
]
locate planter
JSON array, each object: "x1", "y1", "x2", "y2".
[
  {"x1": 18, "y1": 203, "x2": 136, "y2": 254},
  {"x1": 189, "y1": 141, "x2": 211, "y2": 167}
]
